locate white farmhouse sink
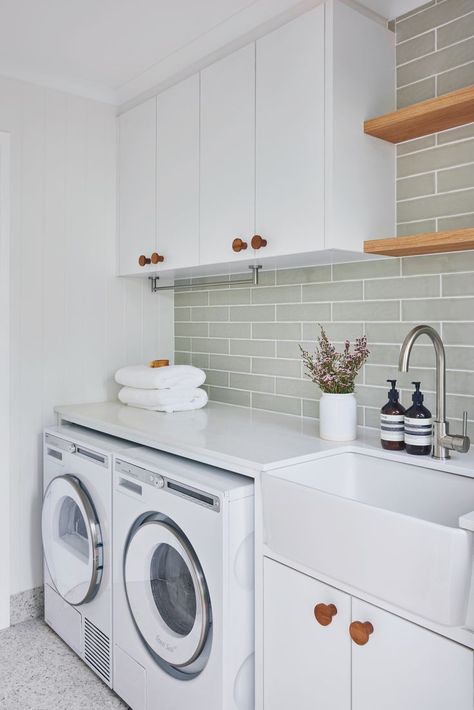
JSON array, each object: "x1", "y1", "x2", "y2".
[{"x1": 262, "y1": 452, "x2": 474, "y2": 626}]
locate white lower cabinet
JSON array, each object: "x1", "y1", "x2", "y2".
[{"x1": 263, "y1": 558, "x2": 474, "y2": 710}]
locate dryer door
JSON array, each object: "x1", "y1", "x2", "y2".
[
  {"x1": 124, "y1": 519, "x2": 211, "y2": 672},
  {"x1": 42, "y1": 475, "x2": 103, "y2": 606}
]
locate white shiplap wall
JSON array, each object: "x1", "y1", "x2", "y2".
[{"x1": 0, "y1": 75, "x2": 174, "y2": 597}]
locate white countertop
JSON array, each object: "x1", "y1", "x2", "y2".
[{"x1": 55, "y1": 400, "x2": 474, "y2": 479}]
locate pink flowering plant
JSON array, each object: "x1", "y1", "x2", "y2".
[{"x1": 300, "y1": 325, "x2": 369, "y2": 394}]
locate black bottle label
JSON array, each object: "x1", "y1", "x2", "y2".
[
  {"x1": 380, "y1": 413, "x2": 404, "y2": 442},
  {"x1": 404, "y1": 416, "x2": 433, "y2": 447}
]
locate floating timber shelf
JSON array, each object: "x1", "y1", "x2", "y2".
[
  {"x1": 364, "y1": 85, "x2": 474, "y2": 143},
  {"x1": 364, "y1": 227, "x2": 474, "y2": 257}
]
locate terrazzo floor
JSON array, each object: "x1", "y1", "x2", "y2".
[{"x1": 0, "y1": 619, "x2": 128, "y2": 709}]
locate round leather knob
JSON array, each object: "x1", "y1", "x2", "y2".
[
  {"x1": 151, "y1": 252, "x2": 165, "y2": 264},
  {"x1": 349, "y1": 621, "x2": 374, "y2": 645},
  {"x1": 138, "y1": 255, "x2": 151, "y2": 266},
  {"x1": 232, "y1": 238, "x2": 248, "y2": 253},
  {"x1": 314, "y1": 603, "x2": 337, "y2": 627},
  {"x1": 251, "y1": 234, "x2": 267, "y2": 250}
]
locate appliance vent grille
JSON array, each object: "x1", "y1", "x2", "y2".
[{"x1": 84, "y1": 617, "x2": 111, "y2": 683}]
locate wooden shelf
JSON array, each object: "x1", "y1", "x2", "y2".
[
  {"x1": 364, "y1": 227, "x2": 474, "y2": 257},
  {"x1": 364, "y1": 86, "x2": 474, "y2": 144}
]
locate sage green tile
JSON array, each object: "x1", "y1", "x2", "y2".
[
  {"x1": 402, "y1": 297, "x2": 474, "y2": 321},
  {"x1": 366, "y1": 364, "x2": 437, "y2": 392},
  {"x1": 251, "y1": 285, "x2": 301, "y2": 304},
  {"x1": 397, "y1": 77, "x2": 435, "y2": 108},
  {"x1": 364, "y1": 407, "x2": 380, "y2": 429},
  {"x1": 175, "y1": 336, "x2": 191, "y2": 351},
  {"x1": 446, "y1": 393, "x2": 474, "y2": 421},
  {"x1": 251, "y1": 392, "x2": 301, "y2": 416},
  {"x1": 438, "y1": 164, "x2": 474, "y2": 192},
  {"x1": 442, "y1": 272, "x2": 474, "y2": 296},
  {"x1": 396, "y1": 0, "x2": 472, "y2": 42},
  {"x1": 175, "y1": 322, "x2": 208, "y2": 337},
  {"x1": 276, "y1": 265, "x2": 331, "y2": 285},
  {"x1": 209, "y1": 322, "x2": 251, "y2": 338},
  {"x1": 256, "y1": 269, "x2": 276, "y2": 286},
  {"x1": 438, "y1": 11, "x2": 474, "y2": 49},
  {"x1": 230, "y1": 339, "x2": 275, "y2": 357},
  {"x1": 191, "y1": 353, "x2": 209, "y2": 368},
  {"x1": 302, "y1": 322, "x2": 365, "y2": 342},
  {"x1": 277, "y1": 340, "x2": 311, "y2": 360},
  {"x1": 230, "y1": 305, "x2": 275, "y2": 322},
  {"x1": 303, "y1": 399, "x2": 320, "y2": 419},
  {"x1": 396, "y1": 30, "x2": 435, "y2": 65},
  {"x1": 332, "y1": 259, "x2": 399, "y2": 281},
  {"x1": 209, "y1": 288, "x2": 251, "y2": 305},
  {"x1": 444, "y1": 346, "x2": 474, "y2": 370},
  {"x1": 175, "y1": 290, "x2": 208, "y2": 307},
  {"x1": 365, "y1": 274, "x2": 439, "y2": 299},
  {"x1": 398, "y1": 37, "x2": 474, "y2": 87},
  {"x1": 191, "y1": 306, "x2": 228, "y2": 322},
  {"x1": 175, "y1": 307, "x2": 191, "y2": 322},
  {"x1": 209, "y1": 354, "x2": 250, "y2": 372},
  {"x1": 355, "y1": 385, "x2": 389, "y2": 407},
  {"x1": 397, "y1": 173, "x2": 435, "y2": 200},
  {"x1": 333, "y1": 301, "x2": 400, "y2": 321},
  {"x1": 276, "y1": 303, "x2": 331, "y2": 322},
  {"x1": 204, "y1": 369, "x2": 229, "y2": 387},
  {"x1": 398, "y1": 189, "x2": 474, "y2": 221},
  {"x1": 446, "y1": 369, "x2": 474, "y2": 395},
  {"x1": 438, "y1": 213, "x2": 474, "y2": 230},
  {"x1": 276, "y1": 377, "x2": 320, "y2": 400},
  {"x1": 443, "y1": 322, "x2": 474, "y2": 345},
  {"x1": 402, "y1": 251, "x2": 474, "y2": 275},
  {"x1": 209, "y1": 386, "x2": 250, "y2": 407},
  {"x1": 437, "y1": 122, "x2": 474, "y2": 144},
  {"x1": 191, "y1": 338, "x2": 229, "y2": 354},
  {"x1": 397, "y1": 135, "x2": 436, "y2": 156},
  {"x1": 252, "y1": 357, "x2": 301, "y2": 378},
  {"x1": 395, "y1": 1, "x2": 434, "y2": 25},
  {"x1": 366, "y1": 322, "x2": 440, "y2": 343},
  {"x1": 230, "y1": 373, "x2": 275, "y2": 393},
  {"x1": 370, "y1": 342, "x2": 439, "y2": 368},
  {"x1": 302, "y1": 281, "x2": 363, "y2": 302},
  {"x1": 398, "y1": 139, "x2": 474, "y2": 178},
  {"x1": 438, "y1": 62, "x2": 474, "y2": 96},
  {"x1": 397, "y1": 219, "x2": 437, "y2": 235},
  {"x1": 253, "y1": 322, "x2": 301, "y2": 340},
  {"x1": 175, "y1": 352, "x2": 191, "y2": 365}
]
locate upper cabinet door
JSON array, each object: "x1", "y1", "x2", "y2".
[
  {"x1": 118, "y1": 98, "x2": 156, "y2": 275},
  {"x1": 352, "y1": 599, "x2": 474, "y2": 710},
  {"x1": 156, "y1": 75, "x2": 200, "y2": 270},
  {"x1": 256, "y1": 6, "x2": 325, "y2": 257},
  {"x1": 200, "y1": 44, "x2": 255, "y2": 266}
]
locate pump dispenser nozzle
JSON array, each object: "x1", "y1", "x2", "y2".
[
  {"x1": 411, "y1": 381, "x2": 424, "y2": 405},
  {"x1": 387, "y1": 379, "x2": 399, "y2": 403}
]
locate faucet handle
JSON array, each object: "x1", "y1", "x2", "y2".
[{"x1": 463, "y1": 411, "x2": 468, "y2": 437}]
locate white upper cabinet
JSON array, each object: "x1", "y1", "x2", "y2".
[
  {"x1": 200, "y1": 44, "x2": 256, "y2": 266},
  {"x1": 118, "y1": 98, "x2": 156, "y2": 276},
  {"x1": 256, "y1": 6, "x2": 325, "y2": 257},
  {"x1": 156, "y1": 74, "x2": 200, "y2": 270}
]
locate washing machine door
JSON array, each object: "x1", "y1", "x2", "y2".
[
  {"x1": 124, "y1": 519, "x2": 211, "y2": 671},
  {"x1": 42, "y1": 475, "x2": 103, "y2": 606}
]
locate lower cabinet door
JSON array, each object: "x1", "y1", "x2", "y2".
[
  {"x1": 352, "y1": 599, "x2": 474, "y2": 710},
  {"x1": 263, "y1": 558, "x2": 351, "y2": 710}
]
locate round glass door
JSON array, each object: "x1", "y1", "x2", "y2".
[
  {"x1": 41, "y1": 475, "x2": 103, "y2": 606},
  {"x1": 124, "y1": 518, "x2": 211, "y2": 673}
]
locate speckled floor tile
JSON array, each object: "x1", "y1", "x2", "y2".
[{"x1": 0, "y1": 619, "x2": 128, "y2": 709}]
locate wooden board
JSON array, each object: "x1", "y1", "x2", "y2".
[
  {"x1": 364, "y1": 228, "x2": 474, "y2": 257},
  {"x1": 364, "y1": 86, "x2": 474, "y2": 143}
]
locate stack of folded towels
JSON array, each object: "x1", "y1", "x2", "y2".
[{"x1": 115, "y1": 364, "x2": 208, "y2": 413}]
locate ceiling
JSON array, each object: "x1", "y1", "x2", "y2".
[{"x1": 0, "y1": 0, "x2": 422, "y2": 106}]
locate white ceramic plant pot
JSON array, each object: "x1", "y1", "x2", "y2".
[{"x1": 319, "y1": 392, "x2": 357, "y2": 441}]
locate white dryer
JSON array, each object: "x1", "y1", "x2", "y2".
[
  {"x1": 42, "y1": 425, "x2": 132, "y2": 687},
  {"x1": 112, "y1": 446, "x2": 255, "y2": 710}
]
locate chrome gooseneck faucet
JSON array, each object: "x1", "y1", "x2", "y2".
[{"x1": 399, "y1": 324, "x2": 470, "y2": 460}]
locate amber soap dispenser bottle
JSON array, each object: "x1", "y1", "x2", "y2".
[
  {"x1": 380, "y1": 379, "x2": 406, "y2": 451},
  {"x1": 404, "y1": 381, "x2": 433, "y2": 455}
]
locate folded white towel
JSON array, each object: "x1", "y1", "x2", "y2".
[
  {"x1": 115, "y1": 364, "x2": 205, "y2": 390},
  {"x1": 119, "y1": 386, "x2": 208, "y2": 413}
]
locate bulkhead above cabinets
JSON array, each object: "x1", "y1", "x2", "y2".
[{"x1": 117, "y1": 0, "x2": 395, "y2": 281}]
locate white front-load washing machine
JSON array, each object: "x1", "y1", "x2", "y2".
[
  {"x1": 112, "y1": 446, "x2": 255, "y2": 710},
  {"x1": 42, "y1": 425, "x2": 133, "y2": 687}
]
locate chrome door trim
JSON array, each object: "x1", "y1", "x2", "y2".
[{"x1": 43, "y1": 474, "x2": 103, "y2": 606}]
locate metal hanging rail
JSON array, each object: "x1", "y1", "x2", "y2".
[{"x1": 149, "y1": 265, "x2": 262, "y2": 293}]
